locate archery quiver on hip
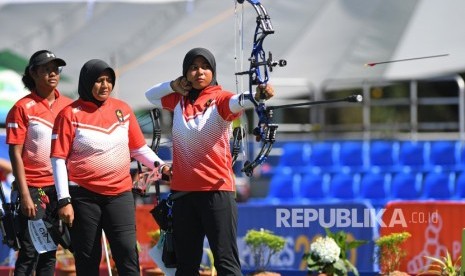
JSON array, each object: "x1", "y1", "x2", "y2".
[{"x1": 0, "y1": 181, "x2": 21, "y2": 250}]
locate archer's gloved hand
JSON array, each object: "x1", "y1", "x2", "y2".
[{"x1": 254, "y1": 83, "x2": 274, "y2": 101}]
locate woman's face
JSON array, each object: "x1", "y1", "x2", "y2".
[
  {"x1": 185, "y1": 56, "x2": 213, "y2": 90},
  {"x1": 92, "y1": 69, "x2": 113, "y2": 102},
  {"x1": 31, "y1": 61, "x2": 62, "y2": 91}
]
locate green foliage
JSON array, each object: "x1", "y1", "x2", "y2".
[
  {"x1": 200, "y1": 248, "x2": 216, "y2": 276},
  {"x1": 418, "y1": 252, "x2": 461, "y2": 276},
  {"x1": 375, "y1": 232, "x2": 411, "y2": 274},
  {"x1": 244, "y1": 228, "x2": 286, "y2": 272}
]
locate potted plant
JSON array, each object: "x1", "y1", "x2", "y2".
[
  {"x1": 418, "y1": 251, "x2": 461, "y2": 276},
  {"x1": 244, "y1": 228, "x2": 286, "y2": 276},
  {"x1": 55, "y1": 247, "x2": 76, "y2": 276},
  {"x1": 199, "y1": 247, "x2": 216, "y2": 276},
  {"x1": 303, "y1": 228, "x2": 367, "y2": 276},
  {"x1": 375, "y1": 231, "x2": 411, "y2": 275}
]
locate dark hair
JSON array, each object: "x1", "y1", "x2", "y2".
[{"x1": 22, "y1": 65, "x2": 35, "y2": 91}]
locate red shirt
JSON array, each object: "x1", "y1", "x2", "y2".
[
  {"x1": 51, "y1": 98, "x2": 147, "y2": 195},
  {"x1": 161, "y1": 85, "x2": 241, "y2": 192},
  {"x1": 6, "y1": 90, "x2": 73, "y2": 187}
]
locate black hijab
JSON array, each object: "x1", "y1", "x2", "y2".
[
  {"x1": 78, "y1": 59, "x2": 116, "y2": 107},
  {"x1": 182, "y1": 48, "x2": 218, "y2": 103}
]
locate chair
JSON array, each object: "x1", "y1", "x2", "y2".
[
  {"x1": 266, "y1": 171, "x2": 299, "y2": 202},
  {"x1": 429, "y1": 140, "x2": 459, "y2": 171},
  {"x1": 422, "y1": 171, "x2": 455, "y2": 199},
  {"x1": 327, "y1": 173, "x2": 359, "y2": 200},
  {"x1": 369, "y1": 140, "x2": 397, "y2": 172},
  {"x1": 299, "y1": 172, "x2": 329, "y2": 200},
  {"x1": 390, "y1": 172, "x2": 422, "y2": 200},
  {"x1": 397, "y1": 141, "x2": 428, "y2": 172},
  {"x1": 278, "y1": 142, "x2": 311, "y2": 170},
  {"x1": 308, "y1": 141, "x2": 338, "y2": 173},
  {"x1": 359, "y1": 172, "x2": 390, "y2": 200},
  {"x1": 338, "y1": 140, "x2": 367, "y2": 172},
  {"x1": 454, "y1": 172, "x2": 465, "y2": 199}
]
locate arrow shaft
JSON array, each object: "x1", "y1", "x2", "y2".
[{"x1": 366, "y1": 54, "x2": 449, "y2": 66}]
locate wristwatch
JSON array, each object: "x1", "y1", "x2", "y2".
[{"x1": 58, "y1": 197, "x2": 72, "y2": 209}]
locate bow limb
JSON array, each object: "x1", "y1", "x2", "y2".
[
  {"x1": 133, "y1": 108, "x2": 163, "y2": 196},
  {"x1": 235, "y1": 0, "x2": 285, "y2": 177}
]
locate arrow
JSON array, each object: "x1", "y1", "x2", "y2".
[{"x1": 365, "y1": 54, "x2": 449, "y2": 67}]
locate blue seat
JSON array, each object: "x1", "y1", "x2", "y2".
[
  {"x1": 454, "y1": 173, "x2": 465, "y2": 199},
  {"x1": 278, "y1": 142, "x2": 311, "y2": 171},
  {"x1": 390, "y1": 172, "x2": 422, "y2": 200},
  {"x1": 339, "y1": 141, "x2": 367, "y2": 172},
  {"x1": 429, "y1": 140, "x2": 459, "y2": 171},
  {"x1": 266, "y1": 171, "x2": 299, "y2": 203},
  {"x1": 308, "y1": 141, "x2": 338, "y2": 173},
  {"x1": 369, "y1": 140, "x2": 397, "y2": 172},
  {"x1": 359, "y1": 172, "x2": 390, "y2": 209},
  {"x1": 422, "y1": 171, "x2": 455, "y2": 199},
  {"x1": 397, "y1": 141, "x2": 428, "y2": 172},
  {"x1": 299, "y1": 172, "x2": 329, "y2": 200},
  {"x1": 327, "y1": 173, "x2": 359, "y2": 200}
]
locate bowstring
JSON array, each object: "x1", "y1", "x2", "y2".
[{"x1": 233, "y1": 0, "x2": 249, "y2": 168}]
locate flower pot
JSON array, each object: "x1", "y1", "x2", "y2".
[
  {"x1": 144, "y1": 267, "x2": 165, "y2": 276},
  {"x1": 55, "y1": 266, "x2": 77, "y2": 276},
  {"x1": 199, "y1": 269, "x2": 217, "y2": 276}
]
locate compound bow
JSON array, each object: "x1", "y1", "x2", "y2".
[
  {"x1": 233, "y1": 0, "x2": 363, "y2": 177},
  {"x1": 234, "y1": 0, "x2": 286, "y2": 177}
]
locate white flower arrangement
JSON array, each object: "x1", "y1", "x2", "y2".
[
  {"x1": 310, "y1": 236, "x2": 341, "y2": 264},
  {"x1": 304, "y1": 229, "x2": 366, "y2": 276}
]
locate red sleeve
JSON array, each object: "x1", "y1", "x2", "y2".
[
  {"x1": 217, "y1": 92, "x2": 242, "y2": 121},
  {"x1": 161, "y1": 93, "x2": 182, "y2": 111},
  {"x1": 5, "y1": 104, "x2": 28, "y2": 145},
  {"x1": 50, "y1": 108, "x2": 75, "y2": 159}
]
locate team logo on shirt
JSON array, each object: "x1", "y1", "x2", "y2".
[{"x1": 115, "y1": 109, "x2": 124, "y2": 123}]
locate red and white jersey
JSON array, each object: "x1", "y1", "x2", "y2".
[
  {"x1": 51, "y1": 98, "x2": 147, "y2": 195},
  {"x1": 6, "y1": 90, "x2": 73, "y2": 187},
  {"x1": 161, "y1": 85, "x2": 241, "y2": 192}
]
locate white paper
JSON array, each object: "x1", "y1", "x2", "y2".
[{"x1": 28, "y1": 219, "x2": 57, "y2": 253}]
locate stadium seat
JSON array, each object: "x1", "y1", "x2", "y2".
[
  {"x1": 338, "y1": 140, "x2": 367, "y2": 172},
  {"x1": 397, "y1": 141, "x2": 428, "y2": 172},
  {"x1": 422, "y1": 171, "x2": 455, "y2": 200},
  {"x1": 390, "y1": 172, "x2": 422, "y2": 200},
  {"x1": 298, "y1": 172, "x2": 330, "y2": 201},
  {"x1": 429, "y1": 140, "x2": 460, "y2": 171},
  {"x1": 278, "y1": 142, "x2": 311, "y2": 171},
  {"x1": 359, "y1": 172, "x2": 390, "y2": 209},
  {"x1": 454, "y1": 172, "x2": 465, "y2": 199},
  {"x1": 369, "y1": 140, "x2": 398, "y2": 172},
  {"x1": 266, "y1": 171, "x2": 300, "y2": 203},
  {"x1": 327, "y1": 172, "x2": 359, "y2": 200},
  {"x1": 308, "y1": 141, "x2": 338, "y2": 173}
]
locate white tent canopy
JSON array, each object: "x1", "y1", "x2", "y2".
[{"x1": 0, "y1": 0, "x2": 464, "y2": 109}]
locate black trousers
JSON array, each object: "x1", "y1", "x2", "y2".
[
  {"x1": 69, "y1": 187, "x2": 140, "y2": 276},
  {"x1": 14, "y1": 186, "x2": 58, "y2": 276},
  {"x1": 172, "y1": 191, "x2": 242, "y2": 276}
]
